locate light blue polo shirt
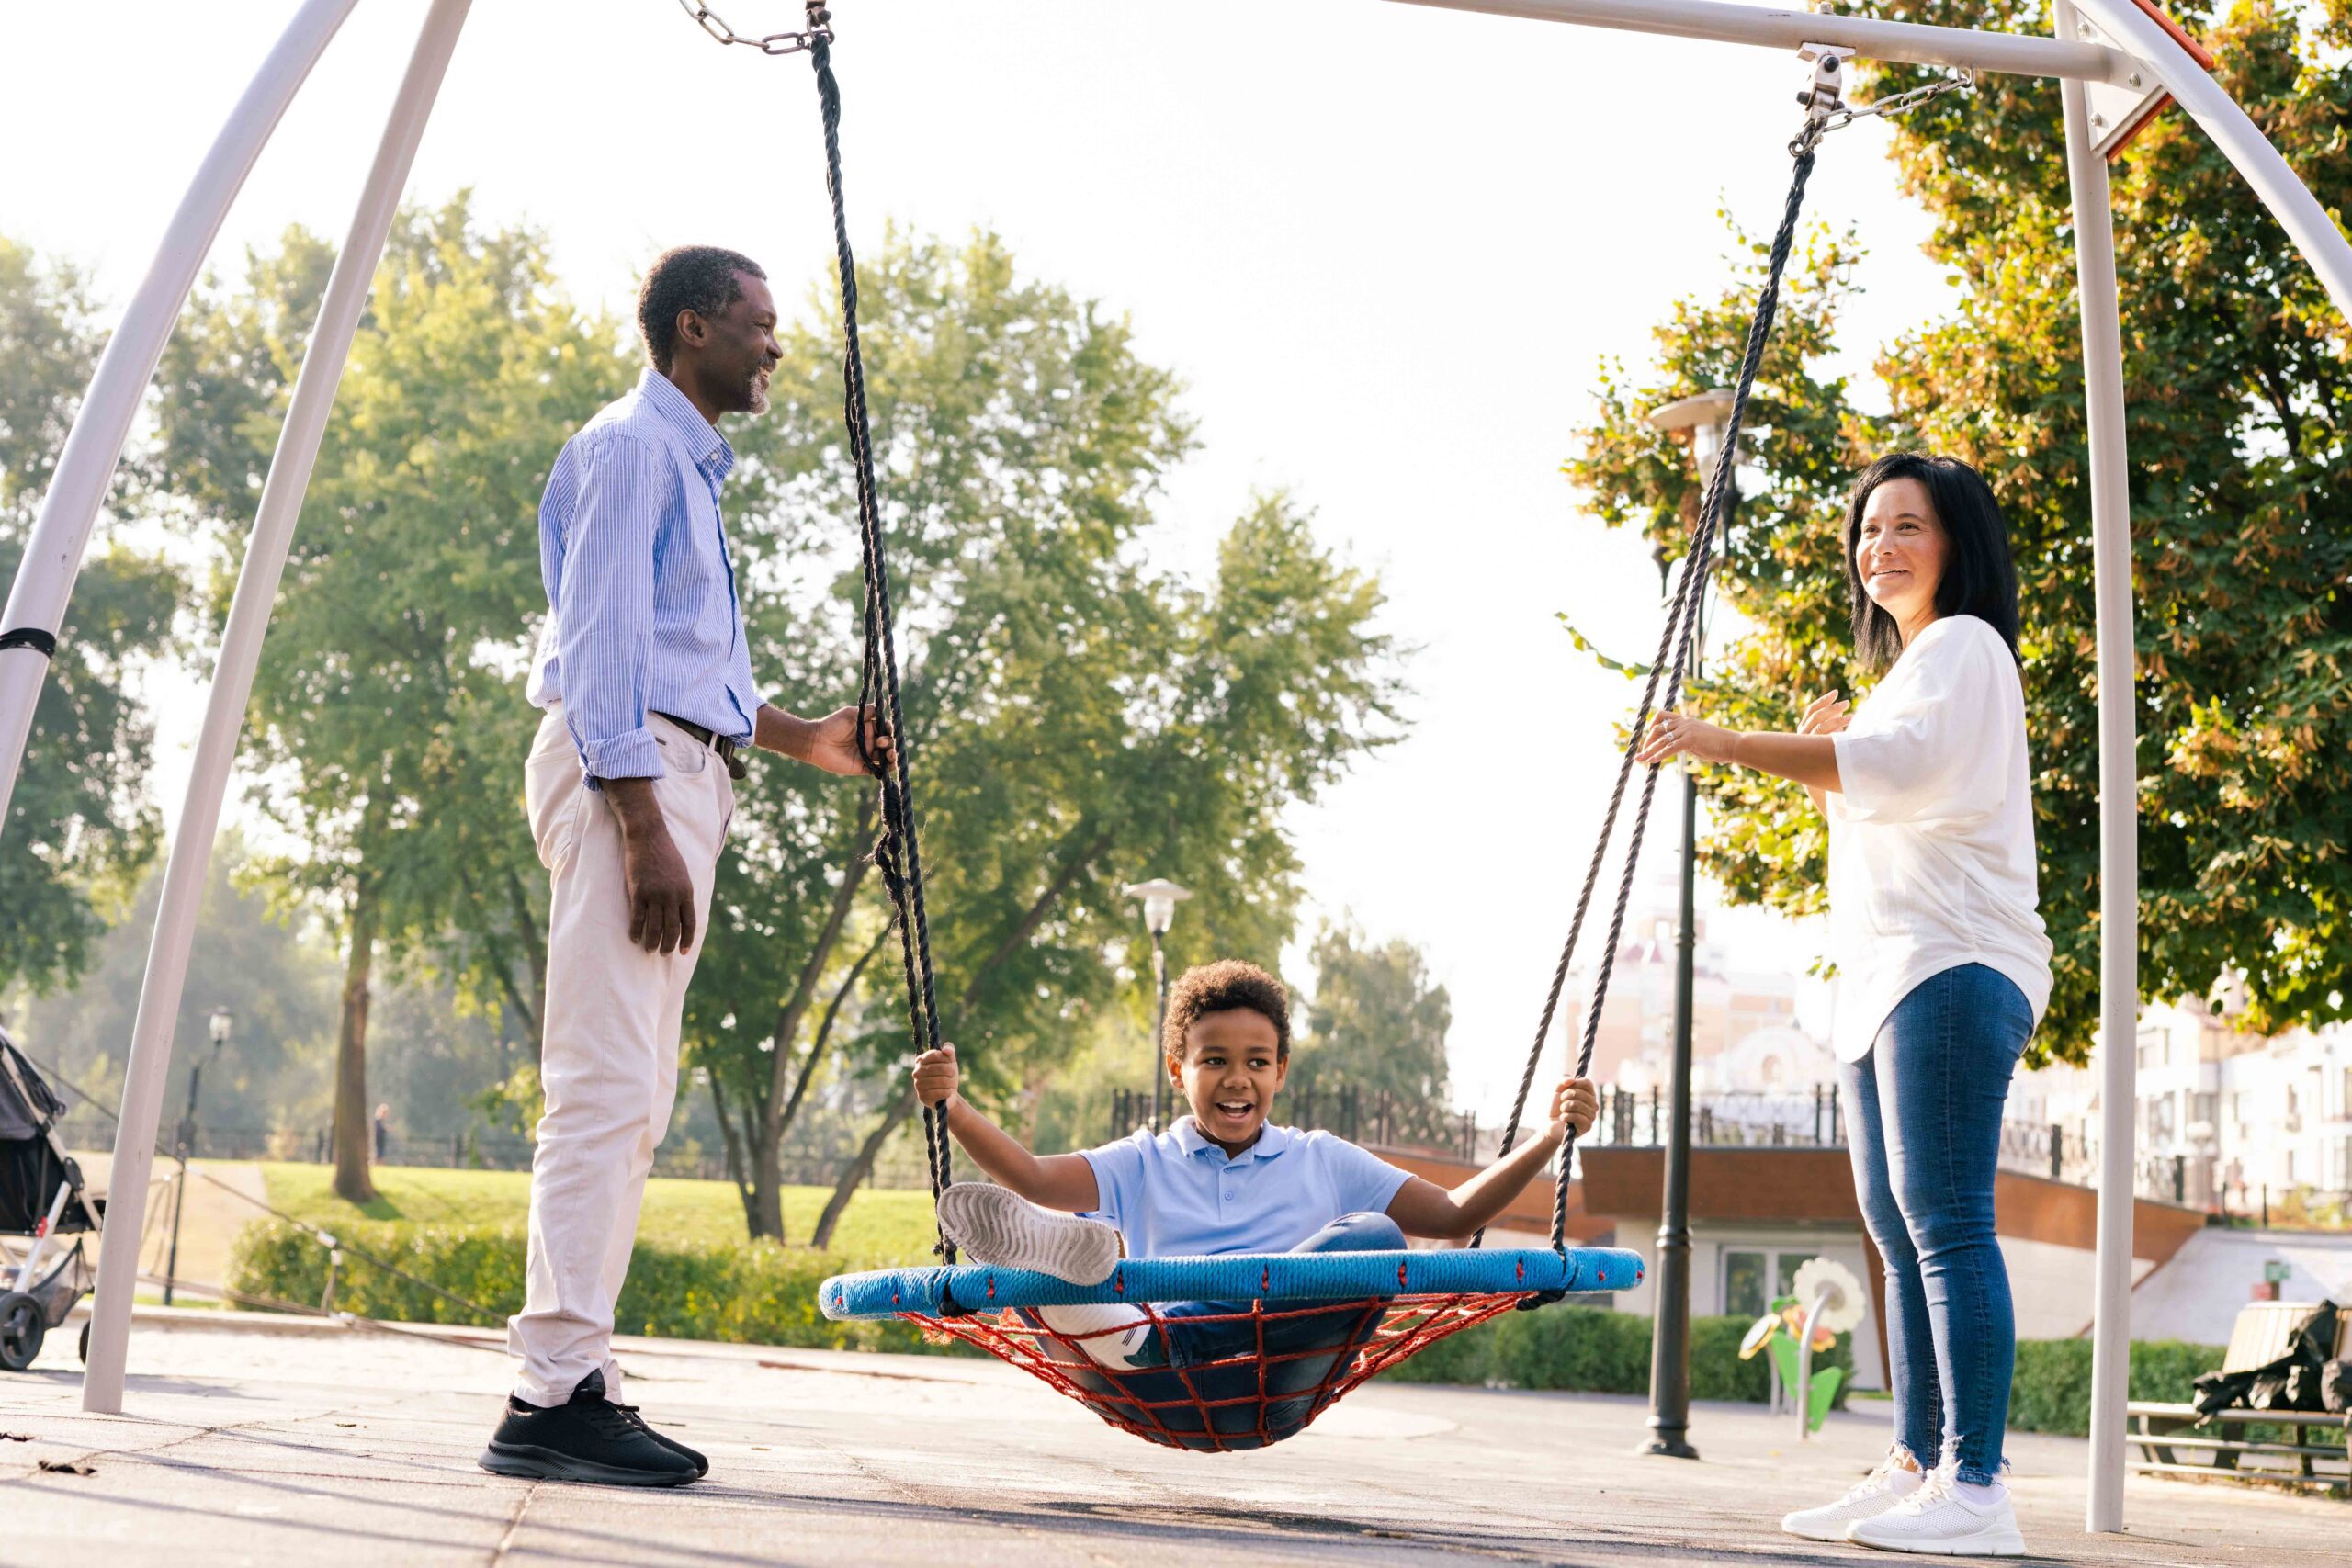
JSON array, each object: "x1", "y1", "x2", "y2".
[{"x1": 1079, "y1": 1118, "x2": 1413, "y2": 1258}]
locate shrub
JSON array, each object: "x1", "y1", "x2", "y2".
[
  {"x1": 227, "y1": 1219, "x2": 945, "y2": 1354},
  {"x1": 2009, "y1": 1337, "x2": 2224, "y2": 1438},
  {"x1": 1383, "y1": 1305, "x2": 1851, "y2": 1407}
]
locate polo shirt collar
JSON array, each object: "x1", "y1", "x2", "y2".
[
  {"x1": 639, "y1": 367, "x2": 735, "y2": 481},
  {"x1": 1168, "y1": 1116, "x2": 1294, "y2": 1164}
]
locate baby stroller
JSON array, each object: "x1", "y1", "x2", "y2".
[{"x1": 0, "y1": 1029, "x2": 101, "y2": 1371}]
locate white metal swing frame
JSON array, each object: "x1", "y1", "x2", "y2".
[{"x1": 5, "y1": 0, "x2": 2344, "y2": 1532}]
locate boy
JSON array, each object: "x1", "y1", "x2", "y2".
[{"x1": 911, "y1": 958, "x2": 1598, "y2": 1446}]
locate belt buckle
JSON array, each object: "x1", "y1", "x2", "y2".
[{"x1": 717, "y1": 737, "x2": 747, "y2": 781}]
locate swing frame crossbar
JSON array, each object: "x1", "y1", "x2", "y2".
[{"x1": 11, "y1": 0, "x2": 2346, "y2": 1536}]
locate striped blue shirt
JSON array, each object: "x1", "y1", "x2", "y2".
[{"x1": 528, "y1": 369, "x2": 762, "y2": 780}]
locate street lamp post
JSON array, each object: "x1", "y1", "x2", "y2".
[
  {"x1": 1123, "y1": 879, "x2": 1193, "y2": 1132},
  {"x1": 1635, "y1": 389, "x2": 1740, "y2": 1461},
  {"x1": 164, "y1": 1006, "x2": 233, "y2": 1308}
]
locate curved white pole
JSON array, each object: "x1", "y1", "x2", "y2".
[
  {"x1": 2056, "y1": 2, "x2": 2142, "y2": 1529},
  {"x1": 2071, "y1": 0, "x2": 2352, "y2": 321},
  {"x1": 0, "y1": 0, "x2": 360, "y2": 830},
  {"x1": 80, "y1": 0, "x2": 476, "y2": 1416}
]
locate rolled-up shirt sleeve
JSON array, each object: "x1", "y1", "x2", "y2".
[
  {"x1": 1832, "y1": 622, "x2": 2014, "y2": 826},
  {"x1": 556, "y1": 430, "x2": 668, "y2": 783}
]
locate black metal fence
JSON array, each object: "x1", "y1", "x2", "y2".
[{"x1": 1105, "y1": 1086, "x2": 1483, "y2": 1160}]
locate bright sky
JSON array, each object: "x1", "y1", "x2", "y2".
[{"x1": 0, "y1": 0, "x2": 1971, "y2": 1115}]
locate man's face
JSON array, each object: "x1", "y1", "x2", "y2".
[
  {"x1": 1169, "y1": 1008, "x2": 1288, "y2": 1155},
  {"x1": 685, "y1": 272, "x2": 781, "y2": 415}
]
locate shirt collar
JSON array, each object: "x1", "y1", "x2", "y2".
[
  {"x1": 1168, "y1": 1116, "x2": 1294, "y2": 1164},
  {"x1": 639, "y1": 367, "x2": 735, "y2": 482}
]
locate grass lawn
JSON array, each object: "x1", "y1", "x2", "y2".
[{"x1": 255, "y1": 1164, "x2": 943, "y2": 1270}]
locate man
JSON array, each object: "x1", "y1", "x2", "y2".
[{"x1": 480, "y1": 245, "x2": 886, "y2": 1487}]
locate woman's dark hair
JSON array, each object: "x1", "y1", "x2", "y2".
[
  {"x1": 1842, "y1": 452, "x2": 2021, "y2": 672},
  {"x1": 1162, "y1": 960, "x2": 1291, "y2": 1062},
  {"x1": 637, "y1": 245, "x2": 766, "y2": 372}
]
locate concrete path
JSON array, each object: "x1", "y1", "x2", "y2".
[{"x1": 0, "y1": 1309, "x2": 2342, "y2": 1566}]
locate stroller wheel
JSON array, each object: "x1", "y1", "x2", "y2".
[
  {"x1": 79, "y1": 1319, "x2": 89, "y2": 1365},
  {"x1": 0, "y1": 1292, "x2": 42, "y2": 1371}
]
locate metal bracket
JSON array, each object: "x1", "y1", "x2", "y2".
[
  {"x1": 2068, "y1": 14, "x2": 2172, "y2": 160},
  {"x1": 1796, "y1": 41, "x2": 1854, "y2": 124}
]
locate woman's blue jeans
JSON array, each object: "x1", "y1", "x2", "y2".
[{"x1": 1840, "y1": 964, "x2": 2032, "y2": 1484}]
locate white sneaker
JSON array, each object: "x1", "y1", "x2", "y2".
[
  {"x1": 1846, "y1": 1469, "x2": 2025, "y2": 1556},
  {"x1": 937, "y1": 1183, "x2": 1122, "y2": 1285},
  {"x1": 1032, "y1": 1303, "x2": 1160, "y2": 1370},
  {"x1": 1780, "y1": 1453, "x2": 1924, "y2": 1541}
]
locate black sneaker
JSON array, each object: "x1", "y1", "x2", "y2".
[{"x1": 479, "y1": 1370, "x2": 703, "y2": 1486}]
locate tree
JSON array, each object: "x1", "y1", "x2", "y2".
[
  {"x1": 684, "y1": 230, "x2": 1406, "y2": 1241},
  {"x1": 1287, "y1": 921, "x2": 1455, "y2": 1146},
  {"x1": 0, "y1": 237, "x2": 179, "y2": 995},
  {"x1": 19, "y1": 831, "x2": 342, "y2": 1138},
  {"x1": 154, "y1": 198, "x2": 632, "y2": 1198},
  {"x1": 1567, "y1": 0, "x2": 2352, "y2": 1061}
]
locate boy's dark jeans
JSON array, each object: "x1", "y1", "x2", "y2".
[{"x1": 1117, "y1": 1212, "x2": 1407, "y2": 1450}]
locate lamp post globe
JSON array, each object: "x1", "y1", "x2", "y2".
[{"x1": 1123, "y1": 879, "x2": 1192, "y2": 1131}]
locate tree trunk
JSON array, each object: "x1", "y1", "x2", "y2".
[
  {"x1": 332, "y1": 882, "x2": 380, "y2": 1204},
  {"x1": 810, "y1": 1085, "x2": 918, "y2": 1250},
  {"x1": 709, "y1": 1073, "x2": 758, "y2": 1235},
  {"x1": 750, "y1": 1134, "x2": 786, "y2": 1240}
]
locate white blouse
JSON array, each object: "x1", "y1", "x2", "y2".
[{"x1": 1826, "y1": 614, "x2": 2053, "y2": 1063}]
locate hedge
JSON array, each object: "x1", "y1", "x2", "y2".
[
  {"x1": 227, "y1": 1219, "x2": 946, "y2": 1354},
  {"x1": 1381, "y1": 1304, "x2": 1855, "y2": 1407},
  {"x1": 2008, "y1": 1337, "x2": 2226, "y2": 1438}
]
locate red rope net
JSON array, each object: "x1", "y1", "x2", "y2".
[{"x1": 905, "y1": 1291, "x2": 1532, "y2": 1452}]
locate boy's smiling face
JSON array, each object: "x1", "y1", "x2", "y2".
[{"x1": 1170, "y1": 1007, "x2": 1289, "y2": 1156}]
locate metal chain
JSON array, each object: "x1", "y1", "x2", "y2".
[
  {"x1": 674, "y1": 0, "x2": 831, "y2": 55},
  {"x1": 1816, "y1": 68, "x2": 1975, "y2": 138}
]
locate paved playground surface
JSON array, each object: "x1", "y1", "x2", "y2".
[{"x1": 1, "y1": 1309, "x2": 2343, "y2": 1566}]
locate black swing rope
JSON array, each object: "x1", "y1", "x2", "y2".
[
  {"x1": 799, "y1": 9, "x2": 957, "y2": 1263},
  {"x1": 1479, "y1": 118, "x2": 1829, "y2": 1258}
]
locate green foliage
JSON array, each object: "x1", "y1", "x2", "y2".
[
  {"x1": 686, "y1": 230, "x2": 1405, "y2": 1236},
  {"x1": 155, "y1": 197, "x2": 634, "y2": 1047},
  {"x1": 226, "y1": 1217, "x2": 939, "y2": 1353},
  {"x1": 0, "y1": 236, "x2": 180, "y2": 994},
  {"x1": 2008, "y1": 1337, "x2": 2224, "y2": 1437},
  {"x1": 22, "y1": 834, "x2": 341, "y2": 1126},
  {"x1": 1381, "y1": 1307, "x2": 1853, "y2": 1406},
  {"x1": 1287, "y1": 922, "x2": 1454, "y2": 1145},
  {"x1": 1566, "y1": 1, "x2": 2352, "y2": 1060}
]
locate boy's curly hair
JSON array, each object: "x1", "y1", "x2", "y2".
[{"x1": 1162, "y1": 959, "x2": 1291, "y2": 1062}]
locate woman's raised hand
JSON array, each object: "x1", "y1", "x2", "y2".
[
  {"x1": 1632, "y1": 708, "x2": 1739, "y2": 768},
  {"x1": 1798, "y1": 689, "x2": 1850, "y2": 738}
]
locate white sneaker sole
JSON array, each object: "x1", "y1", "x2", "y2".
[
  {"x1": 1846, "y1": 1521, "x2": 2026, "y2": 1556},
  {"x1": 937, "y1": 1184, "x2": 1121, "y2": 1285},
  {"x1": 1782, "y1": 1510, "x2": 1884, "y2": 1543}
]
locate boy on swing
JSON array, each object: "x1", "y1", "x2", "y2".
[{"x1": 912, "y1": 958, "x2": 1599, "y2": 1446}]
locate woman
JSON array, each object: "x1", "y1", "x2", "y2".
[{"x1": 1635, "y1": 453, "x2": 2051, "y2": 1558}]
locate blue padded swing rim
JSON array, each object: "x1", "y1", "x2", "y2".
[{"x1": 820, "y1": 1245, "x2": 1643, "y2": 1321}]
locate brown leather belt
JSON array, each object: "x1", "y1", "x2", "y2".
[{"x1": 653, "y1": 712, "x2": 748, "y2": 780}]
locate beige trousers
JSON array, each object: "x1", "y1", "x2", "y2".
[{"x1": 509, "y1": 704, "x2": 731, "y2": 1406}]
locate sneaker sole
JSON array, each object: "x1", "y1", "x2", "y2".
[
  {"x1": 478, "y1": 1441, "x2": 700, "y2": 1487},
  {"x1": 939, "y1": 1184, "x2": 1120, "y2": 1284},
  {"x1": 1783, "y1": 1517, "x2": 1877, "y2": 1543},
  {"x1": 1845, "y1": 1525, "x2": 2026, "y2": 1556}
]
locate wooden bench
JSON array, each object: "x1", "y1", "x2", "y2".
[{"x1": 2124, "y1": 1301, "x2": 2349, "y2": 1495}]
